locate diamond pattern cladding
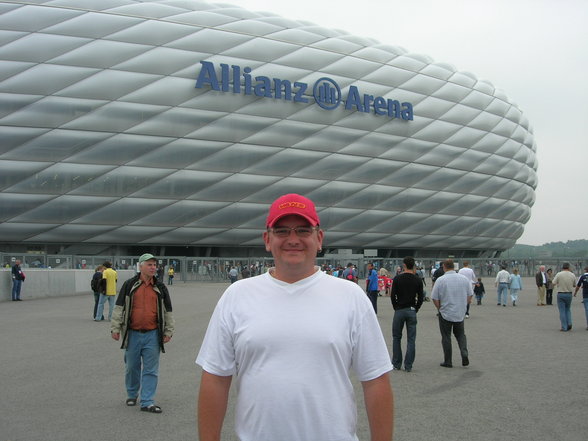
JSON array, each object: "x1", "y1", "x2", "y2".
[{"x1": 0, "y1": 0, "x2": 537, "y2": 251}]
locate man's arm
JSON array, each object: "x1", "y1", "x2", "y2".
[
  {"x1": 415, "y1": 278, "x2": 424, "y2": 311},
  {"x1": 110, "y1": 280, "x2": 129, "y2": 338},
  {"x1": 198, "y1": 371, "x2": 232, "y2": 441},
  {"x1": 390, "y1": 276, "x2": 397, "y2": 296},
  {"x1": 574, "y1": 276, "x2": 584, "y2": 296},
  {"x1": 430, "y1": 282, "x2": 440, "y2": 310},
  {"x1": 467, "y1": 281, "x2": 474, "y2": 304},
  {"x1": 362, "y1": 373, "x2": 394, "y2": 441}
]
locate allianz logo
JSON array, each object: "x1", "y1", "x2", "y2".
[{"x1": 195, "y1": 61, "x2": 414, "y2": 120}]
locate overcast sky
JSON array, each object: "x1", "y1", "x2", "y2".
[{"x1": 235, "y1": 0, "x2": 587, "y2": 246}]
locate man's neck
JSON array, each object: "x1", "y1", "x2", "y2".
[
  {"x1": 270, "y1": 265, "x2": 318, "y2": 284},
  {"x1": 140, "y1": 273, "x2": 153, "y2": 284}
]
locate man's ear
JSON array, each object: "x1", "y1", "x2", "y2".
[
  {"x1": 317, "y1": 228, "x2": 324, "y2": 249},
  {"x1": 263, "y1": 231, "x2": 271, "y2": 252}
]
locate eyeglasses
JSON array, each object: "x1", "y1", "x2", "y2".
[{"x1": 269, "y1": 226, "x2": 318, "y2": 237}]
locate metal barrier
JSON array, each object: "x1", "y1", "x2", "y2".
[{"x1": 2, "y1": 252, "x2": 586, "y2": 282}]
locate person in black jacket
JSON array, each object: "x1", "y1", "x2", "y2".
[
  {"x1": 91, "y1": 265, "x2": 105, "y2": 320},
  {"x1": 391, "y1": 256, "x2": 424, "y2": 372},
  {"x1": 11, "y1": 260, "x2": 25, "y2": 301},
  {"x1": 474, "y1": 278, "x2": 485, "y2": 305}
]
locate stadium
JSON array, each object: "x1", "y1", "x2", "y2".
[{"x1": 0, "y1": 0, "x2": 537, "y2": 259}]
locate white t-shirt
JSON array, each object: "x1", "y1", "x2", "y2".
[
  {"x1": 458, "y1": 266, "x2": 476, "y2": 285},
  {"x1": 196, "y1": 268, "x2": 392, "y2": 441}
]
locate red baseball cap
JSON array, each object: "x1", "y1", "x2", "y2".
[{"x1": 266, "y1": 194, "x2": 320, "y2": 228}]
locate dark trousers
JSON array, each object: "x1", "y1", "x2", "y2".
[
  {"x1": 438, "y1": 315, "x2": 468, "y2": 366},
  {"x1": 367, "y1": 290, "x2": 379, "y2": 314},
  {"x1": 546, "y1": 289, "x2": 553, "y2": 305}
]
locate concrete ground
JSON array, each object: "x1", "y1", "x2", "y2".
[{"x1": 1, "y1": 277, "x2": 587, "y2": 441}]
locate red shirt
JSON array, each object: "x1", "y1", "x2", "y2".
[{"x1": 130, "y1": 278, "x2": 158, "y2": 331}]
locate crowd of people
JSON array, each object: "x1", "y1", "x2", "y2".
[
  {"x1": 6, "y1": 191, "x2": 587, "y2": 441},
  {"x1": 484, "y1": 263, "x2": 588, "y2": 331},
  {"x1": 194, "y1": 193, "x2": 587, "y2": 440}
]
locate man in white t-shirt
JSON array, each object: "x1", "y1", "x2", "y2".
[
  {"x1": 458, "y1": 261, "x2": 477, "y2": 318},
  {"x1": 495, "y1": 265, "x2": 511, "y2": 306},
  {"x1": 196, "y1": 194, "x2": 394, "y2": 441}
]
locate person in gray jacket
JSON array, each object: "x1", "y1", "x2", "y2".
[{"x1": 110, "y1": 253, "x2": 175, "y2": 414}]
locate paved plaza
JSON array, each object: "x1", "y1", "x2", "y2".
[{"x1": 1, "y1": 277, "x2": 587, "y2": 441}]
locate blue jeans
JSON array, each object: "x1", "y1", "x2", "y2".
[
  {"x1": 392, "y1": 308, "x2": 417, "y2": 370},
  {"x1": 582, "y1": 299, "x2": 588, "y2": 326},
  {"x1": 12, "y1": 279, "x2": 23, "y2": 300},
  {"x1": 95, "y1": 294, "x2": 115, "y2": 320},
  {"x1": 557, "y1": 293, "x2": 572, "y2": 330},
  {"x1": 497, "y1": 283, "x2": 508, "y2": 305},
  {"x1": 125, "y1": 330, "x2": 160, "y2": 407},
  {"x1": 93, "y1": 292, "x2": 104, "y2": 319}
]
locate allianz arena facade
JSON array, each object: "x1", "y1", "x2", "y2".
[{"x1": 0, "y1": 0, "x2": 537, "y2": 258}]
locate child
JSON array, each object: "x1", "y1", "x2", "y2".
[{"x1": 474, "y1": 277, "x2": 485, "y2": 305}]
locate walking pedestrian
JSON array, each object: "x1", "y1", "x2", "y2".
[
  {"x1": 495, "y1": 265, "x2": 510, "y2": 306},
  {"x1": 95, "y1": 261, "x2": 117, "y2": 321},
  {"x1": 509, "y1": 268, "x2": 523, "y2": 306},
  {"x1": 574, "y1": 266, "x2": 588, "y2": 330},
  {"x1": 431, "y1": 259, "x2": 473, "y2": 368},
  {"x1": 552, "y1": 262, "x2": 577, "y2": 332},
  {"x1": 111, "y1": 253, "x2": 175, "y2": 413}
]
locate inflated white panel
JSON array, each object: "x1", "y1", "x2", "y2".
[{"x1": 0, "y1": 0, "x2": 537, "y2": 252}]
